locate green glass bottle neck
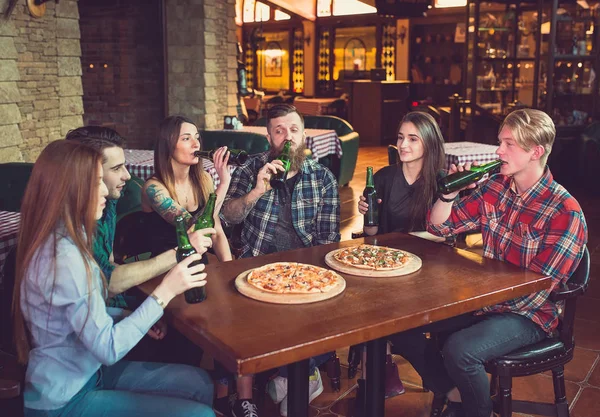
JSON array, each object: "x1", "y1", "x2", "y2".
[
  {"x1": 279, "y1": 141, "x2": 292, "y2": 159},
  {"x1": 366, "y1": 167, "x2": 374, "y2": 187},
  {"x1": 202, "y1": 193, "x2": 217, "y2": 216},
  {"x1": 175, "y1": 219, "x2": 193, "y2": 250}
]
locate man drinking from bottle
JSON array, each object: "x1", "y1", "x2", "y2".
[
  {"x1": 388, "y1": 108, "x2": 588, "y2": 417},
  {"x1": 221, "y1": 103, "x2": 340, "y2": 416}
]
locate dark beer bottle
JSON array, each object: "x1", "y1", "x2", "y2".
[
  {"x1": 194, "y1": 148, "x2": 249, "y2": 166},
  {"x1": 175, "y1": 216, "x2": 207, "y2": 304},
  {"x1": 363, "y1": 166, "x2": 379, "y2": 227},
  {"x1": 269, "y1": 140, "x2": 292, "y2": 190},
  {"x1": 437, "y1": 159, "x2": 504, "y2": 195},
  {"x1": 194, "y1": 193, "x2": 216, "y2": 237}
]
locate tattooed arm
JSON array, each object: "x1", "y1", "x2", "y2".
[
  {"x1": 142, "y1": 179, "x2": 192, "y2": 227},
  {"x1": 221, "y1": 159, "x2": 284, "y2": 224}
]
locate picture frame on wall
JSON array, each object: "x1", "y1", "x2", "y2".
[{"x1": 265, "y1": 41, "x2": 282, "y2": 77}]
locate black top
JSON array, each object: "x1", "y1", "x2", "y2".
[
  {"x1": 142, "y1": 206, "x2": 209, "y2": 261},
  {"x1": 273, "y1": 174, "x2": 304, "y2": 253},
  {"x1": 373, "y1": 164, "x2": 426, "y2": 234}
]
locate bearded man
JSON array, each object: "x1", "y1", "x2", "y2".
[
  {"x1": 222, "y1": 103, "x2": 340, "y2": 258},
  {"x1": 220, "y1": 103, "x2": 340, "y2": 416}
]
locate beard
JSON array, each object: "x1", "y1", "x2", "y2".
[{"x1": 270, "y1": 141, "x2": 306, "y2": 172}]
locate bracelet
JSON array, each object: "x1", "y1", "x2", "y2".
[
  {"x1": 438, "y1": 194, "x2": 457, "y2": 203},
  {"x1": 150, "y1": 293, "x2": 167, "y2": 309}
]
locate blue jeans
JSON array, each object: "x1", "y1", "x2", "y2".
[
  {"x1": 25, "y1": 361, "x2": 215, "y2": 417},
  {"x1": 389, "y1": 313, "x2": 546, "y2": 417}
]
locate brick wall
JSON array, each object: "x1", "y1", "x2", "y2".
[
  {"x1": 79, "y1": 0, "x2": 165, "y2": 149},
  {"x1": 165, "y1": 0, "x2": 238, "y2": 130},
  {"x1": 0, "y1": 0, "x2": 83, "y2": 163}
]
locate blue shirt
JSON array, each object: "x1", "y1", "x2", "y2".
[{"x1": 21, "y1": 231, "x2": 163, "y2": 410}]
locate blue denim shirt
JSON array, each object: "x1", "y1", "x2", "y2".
[{"x1": 21, "y1": 231, "x2": 163, "y2": 410}]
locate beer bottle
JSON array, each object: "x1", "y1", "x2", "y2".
[
  {"x1": 175, "y1": 216, "x2": 207, "y2": 304},
  {"x1": 437, "y1": 159, "x2": 504, "y2": 195},
  {"x1": 269, "y1": 140, "x2": 292, "y2": 190},
  {"x1": 194, "y1": 148, "x2": 249, "y2": 166},
  {"x1": 363, "y1": 166, "x2": 379, "y2": 227},
  {"x1": 194, "y1": 193, "x2": 216, "y2": 237}
]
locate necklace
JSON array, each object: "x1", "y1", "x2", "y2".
[{"x1": 176, "y1": 184, "x2": 189, "y2": 205}]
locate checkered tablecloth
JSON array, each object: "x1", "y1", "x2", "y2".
[
  {"x1": 0, "y1": 211, "x2": 20, "y2": 284},
  {"x1": 236, "y1": 126, "x2": 343, "y2": 160},
  {"x1": 124, "y1": 149, "x2": 224, "y2": 187},
  {"x1": 444, "y1": 142, "x2": 499, "y2": 172},
  {"x1": 293, "y1": 98, "x2": 337, "y2": 116}
]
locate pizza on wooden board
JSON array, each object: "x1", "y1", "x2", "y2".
[
  {"x1": 333, "y1": 244, "x2": 410, "y2": 271},
  {"x1": 246, "y1": 262, "x2": 342, "y2": 294}
]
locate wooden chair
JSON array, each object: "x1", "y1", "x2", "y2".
[{"x1": 485, "y1": 246, "x2": 590, "y2": 417}]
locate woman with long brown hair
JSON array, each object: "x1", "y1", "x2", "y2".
[
  {"x1": 14, "y1": 140, "x2": 215, "y2": 417},
  {"x1": 358, "y1": 111, "x2": 446, "y2": 235},
  {"x1": 141, "y1": 115, "x2": 232, "y2": 262},
  {"x1": 355, "y1": 111, "x2": 446, "y2": 405}
]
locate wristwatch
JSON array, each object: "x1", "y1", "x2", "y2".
[
  {"x1": 438, "y1": 193, "x2": 458, "y2": 203},
  {"x1": 150, "y1": 293, "x2": 167, "y2": 309}
]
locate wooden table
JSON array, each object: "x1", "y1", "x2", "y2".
[
  {"x1": 293, "y1": 97, "x2": 337, "y2": 116},
  {"x1": 444, "y1": 141, "x2": 499, "y2": 172},
  {"x1": 138, "y1": 233, "x2": 551, "y2": 417}
]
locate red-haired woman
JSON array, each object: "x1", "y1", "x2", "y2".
[{"x1": 14, "y1": 140, "x2": 215, "y2": 417}]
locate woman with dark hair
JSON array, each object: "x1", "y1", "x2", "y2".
[
  {"x1": 141, "y1": 115, "x2": 232, "y2": 261},
  {"x1": 359, "y1": 111, "x2": 446, "y2": 235},
  {"x1": 355, "y1": 111, "x2": 446, "y2": 405},
  {"x1": 14, "y1": 140, "x2": 215, "y2": 417}
]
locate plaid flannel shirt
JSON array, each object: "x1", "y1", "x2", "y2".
[
  {"x1": 428, "y1": 168, "x2": 588, "y2": 333},
  {"x1": 223, "y1": 152, "x2": 340, "y2": 258}
]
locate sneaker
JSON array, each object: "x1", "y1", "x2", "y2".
[
  {"x1": 267, "y1": 376, "x2": 287, "y2": 404},
  {"x1": 385, "y1": 354, "x2": 405, "y2": 399},
  {"x1": 279, "y1": 368, "x2": 324, "y2": 417},
  {"x1": 231, "y1": 399, "x2": 259, "y2": 417}
]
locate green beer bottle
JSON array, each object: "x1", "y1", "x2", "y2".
[
  {"x1": 194, "y1": 193, "x2": 216, "y2": 237},
  {"x1": 438, "y1": 159, "x2": 504, "y2": 195},
  {"x1": 175, "y1": 216, "x2": 207, "y2": 304},
  {"x1": 269, "y1": 140, "x2": 292, "y2": 190},
  {"x1": 363, "y1": 166, "x2": 379, "y2": 227},
  {"x1": 194, "y1": 148, "x2": 249, "y2": 166}
]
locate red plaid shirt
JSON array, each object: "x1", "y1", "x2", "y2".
[{"x1": 428, "y1": 169, "x2": 588, "y2": 333}]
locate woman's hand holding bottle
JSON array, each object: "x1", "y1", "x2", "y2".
[
  {"x1": 358, "y1": 195, "x2": 382, "y2": 215},
  {"x1": 213, "y1": 146, "x2": 231, "y2": 185},
  {"x1": 152, "y1": 253, "x2": 207, "y2": 306}
]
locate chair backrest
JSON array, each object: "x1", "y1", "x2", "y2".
[
  {"x1": 0, "y1": 163, "x2": 34, "y2": 213},
  {"x1": 200, "y1": 130, "x2": 270, "y2": 155},
  {"x1": 388, "y1": 145, "x2": 399, "y2": 165},
  {"x1": 254, "y1": 115, "x2": 355, "y2": 138},
  {"x1": 550, "y1": 245, "x2": 590, "y2": 347},
  {"x1": 0, "y1": 247, "x2": 17, "y2": 354},
  {"x1": 116, "y1": 174, "x2": 145, "y2": 223}
]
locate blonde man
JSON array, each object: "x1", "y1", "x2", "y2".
[{"x1": 389, "y1": 109, "x2": 588, "y2": 417}]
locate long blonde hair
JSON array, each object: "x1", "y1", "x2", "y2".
[
  {"x1": 13, "y1": 140, "x2": 106, "y2": 363},
  {"x1": 154, "y1": 115, "x2": 214, "y2": 207}
]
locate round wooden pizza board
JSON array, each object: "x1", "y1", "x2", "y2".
[
  {"x1": 324, "y1": 247, "x2": 422, "y2": 277},
  {"x1": 235, "y1": 268, "x2": 346, "y2": 304}
]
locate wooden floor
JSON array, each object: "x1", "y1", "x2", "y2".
[{"x1": 258, "y1": 146, "x2": 600, "y2": 417}]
